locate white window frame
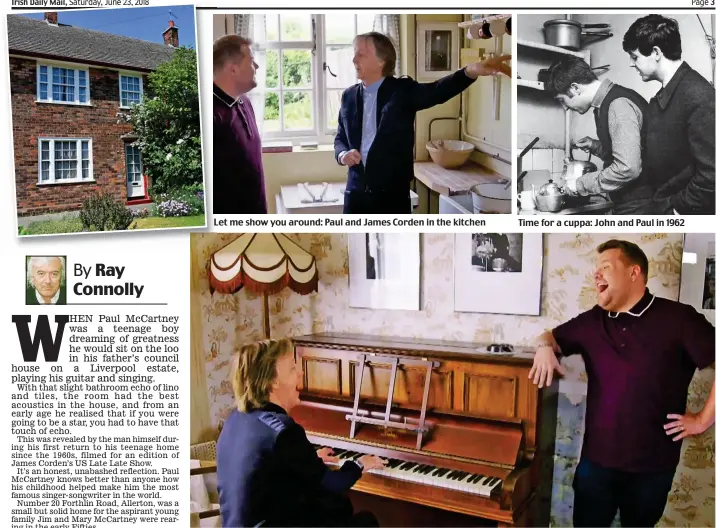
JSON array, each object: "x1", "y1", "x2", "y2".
[
  {"x1": 320, "y1": 14, "x2": 373, "y2": 141},
  {"x1": 37, "y1": 137, "x2": 94, "y2": 185},
  {"x1": 119, "y1": 72, "x2": 144, "y2": 109},
  {"x1": 36, "y1": 60, "x2": 91, "y2": 106},
  {"x1": 260, "y1": 14, "x2": 371, "y2": 146}
]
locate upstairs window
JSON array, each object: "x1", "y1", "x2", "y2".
[
  {"x1": 120, "y1": 74, "x2": 143, "y2": 108},
  {"x1": 37, "y1": 63, "x2": 90, "y2": 105}
]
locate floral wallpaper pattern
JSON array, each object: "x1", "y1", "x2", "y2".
[{"x1": 192, "y1": 233, "x2": 714, "y2": 527}]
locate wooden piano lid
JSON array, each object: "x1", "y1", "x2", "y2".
[{"x1": 293, "y1": 332, "x2": 537, "y2": 365}]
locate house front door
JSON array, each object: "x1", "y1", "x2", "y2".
[{"x1": 125, "y1": 143, "x2": 145, "y2": 199}]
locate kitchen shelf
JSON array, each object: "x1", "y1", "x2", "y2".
[
  {"x1": 457, "y1": 14, "x2": 510, "y2": 28},
  {"x1": 517, "y1": 39, "x2": 589, "y2": 60},
  {"x1": 516, "y1": 79, "x2": 544, "y2": 91}
]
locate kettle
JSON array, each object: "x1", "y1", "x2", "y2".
[
  {"x1": 564, "y1": 147, "x2": 598, "y2": 182},
  {"x1": 535, "y1": 179, "x2": 567, "y2": 212}
]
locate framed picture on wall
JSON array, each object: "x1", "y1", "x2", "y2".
[
  {"x1": 679, "y1": 234, "x2": 715, "y2": 324},
  {"x1": 453, "y1": 233, "x2": 543, "y2": 315},
  {"x1": 417, "y1": 22, "x2": 459, "y2": 81},
  {"x1": 348, "y1": 233, "x2": 421, "y2": 310}
]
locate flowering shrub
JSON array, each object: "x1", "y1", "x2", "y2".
[
  {"x1": 151, "y1": 183, "x2": 204, "y2": 216},
  {"x1": 156, "y1": 199, "x2": 191, "y2": 217}
]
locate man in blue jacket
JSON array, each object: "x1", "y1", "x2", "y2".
[
  {"x1": 335, "y1": 32, "x2": 511, "y2": 214},
  {"x1": 217, "y1": 339, "x2": 387, "y2": 527}
]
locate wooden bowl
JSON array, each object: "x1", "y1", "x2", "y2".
[{"x1": 426, "y1": 140, "x2": 474, "y2": 169}]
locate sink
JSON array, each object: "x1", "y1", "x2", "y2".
[{"x1": 471, "y1": 183, "x2": 511, "y2": 213}]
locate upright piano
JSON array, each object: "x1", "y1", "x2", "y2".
[{"x1": 291, "y1": 333, "x2": 558, "y2": 527}]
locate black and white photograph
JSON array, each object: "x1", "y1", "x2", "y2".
[
  {"x1": 471, "y1": 233, "x2": 523, "y2": 272},
  {"x1": 348, "y1": 233, "x2": 420, "y2": 310},
  {"x1": 365, "y1": 233, "x2": 386, "y2": 280},
  {"x1": 515, "y1": 14, "x2": 715, "y2": 215},
  {"x1": 703, "y1": 257, "x2": 715, "y2": 310},
  {"x1": 416, "y1": 22, "x2": 459, "y2": 81},
  {"x1": 679, "y1": 234, "x2": 716, "y2": 325},
  {"x1": 455, "y1": 234, "x2": 543, "y2": 315},
  {"x1": 426, "y1": 29, "x2": 452, "y2": 71}
]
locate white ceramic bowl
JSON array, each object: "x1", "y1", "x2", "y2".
[{"x1": 426, "y1": 140, "x2": 474, "y2": 169}]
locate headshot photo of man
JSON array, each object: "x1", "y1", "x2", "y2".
[{"x1": 26, "y1": 256, "x2": 66, "y2": 305}]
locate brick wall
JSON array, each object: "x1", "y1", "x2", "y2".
[{"x1": 10, "y1": 57, "x2": 149, "y2": 216}]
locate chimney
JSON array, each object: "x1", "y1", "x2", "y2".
[
  {"x1": 44, "y1": 12, "x2": 58, "y2": 25},
  {"x1": 162, "y1": 20, "x2": 179, "y2": 48}
]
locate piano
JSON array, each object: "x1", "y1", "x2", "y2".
[{"x1": 291, "y1": 333, "x2": 558, "y2": 527}]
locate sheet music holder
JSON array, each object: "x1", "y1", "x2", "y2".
[{"x1": 345, "y1": 353, "x2": 441, "y2": 450}]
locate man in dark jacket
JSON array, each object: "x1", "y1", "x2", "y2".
[
  {"x1": 546, "y1": 57, "x2": 651, "y2": 214},
  {"x1": 623, "y1": 14, "x2": 715, "y2": 215},
  {"x1": 217, "y1": 339, "x2": 386, "y2": 527},
  {"x1": 335, "y1": 32, "x2": 511, "y2": 214}
]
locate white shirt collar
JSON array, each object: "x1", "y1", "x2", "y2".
[
  {"x1": 607, "y1": 292, "x2": 655, "y2": 318},
  {"x1": 35, "y1": 288, "x2": 60, "y2": 305}
]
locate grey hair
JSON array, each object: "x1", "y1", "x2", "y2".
[{"x1": 27, "y1": 256, "x2": 65, "y2": 287}]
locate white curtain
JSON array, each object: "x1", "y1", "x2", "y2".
[
  {"x1": 235, "y1": 14, "x2": 267, "y2": 136},
  {"x1": 373, "y1": 14, "x2": 401, "y2": 77}
]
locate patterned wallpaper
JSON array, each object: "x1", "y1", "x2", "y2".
[{"x1": 192, "y1": 232, "x2": 714, "y2": 527}]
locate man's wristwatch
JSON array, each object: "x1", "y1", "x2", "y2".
[{"x1": 353, "y1": 459, "x2": 364, "y2": 471}]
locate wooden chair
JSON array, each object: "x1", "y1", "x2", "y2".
[{"x1": 190, "y1": 441, "x2": 221, "y2": 527}]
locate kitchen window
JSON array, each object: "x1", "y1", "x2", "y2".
[
  {"x1": 119, "y1": 74, "x2": 143, "y2": 108},
  {"x1": 257, "y1": 13, "x2": 375, "y2": 144},
  {"x1": 38, "y1": 138, "x2": 93, "y2": 184},
  {"x1": 36, "y1": 62, "x2": 90, "y2": 105}
]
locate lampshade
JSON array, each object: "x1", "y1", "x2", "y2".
[{"x1": 209, "y1": 233, "x2": 318, "y2": 296}]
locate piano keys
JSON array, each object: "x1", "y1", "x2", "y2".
[
  {"x1": 313, "y1": 443, "x2": 504, "y2": 497},
  {"x1": 292, "y1": 333, "x2": 559, "y2": 527}
]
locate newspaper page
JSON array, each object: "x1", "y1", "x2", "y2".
[{"x1": 2, "y1": 1, "x2": 715, "y2": 528}]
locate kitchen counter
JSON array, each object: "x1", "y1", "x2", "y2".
[
  {"x1": 414, "y1": 161, "x2": 506, "y2": 214},
  {"x1": 519, "y1": 197, "x2": 614, "y2": 215},
  {"x1": 414, "y1": 161, "x2": 505, "y2": 195}
]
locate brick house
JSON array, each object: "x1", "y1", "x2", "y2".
[{"x1": 8, "y1": 12, "x2": 179, "y2": 216}]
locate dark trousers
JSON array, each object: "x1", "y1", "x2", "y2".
[
  {"x1": 611, "y1": 197, "x2": 652, "y2": 215},
  {"x1": 343, "y1": 189, "x2": 411, "y2": 214},
  {"x1": 312, "y1": 491, "x2": 379, "y2": 527},
  {"x1": 572, "y1": 458, "x2": 676, "y2": 527}
]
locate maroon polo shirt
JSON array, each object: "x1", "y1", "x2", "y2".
[
  {"x1": 553, "y1": 289, "x2": 715, "y2": 473},
  {"x1": 213, "y1": 84, "x2": 267, "y2": 214}
]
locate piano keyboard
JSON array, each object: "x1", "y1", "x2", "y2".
[{"x1": 313, "y1": 444, "x2": 502, "y2": 497}]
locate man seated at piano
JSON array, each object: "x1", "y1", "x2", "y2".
[
  {"x1": 529, "y1": 239, "x2": 715, "y2": 528},
  {"x1": 216, "y1": 339, "x2": 388, "y2": 527}
]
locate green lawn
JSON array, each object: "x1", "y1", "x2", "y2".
[
  {"x1": 19, "y1": 214, "x2": 205, "y2": 236},
  {"x1": 132, "y1": 215, "x2": 205, "y2": 229}
]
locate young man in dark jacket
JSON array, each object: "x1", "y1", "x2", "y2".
[{"x1": 623, "y1": 14, "x2": 715, "y2": 215}]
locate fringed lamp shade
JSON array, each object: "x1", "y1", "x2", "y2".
[{"x1": 208, "y1": 234, "x2": 318, "y2": 338}]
